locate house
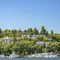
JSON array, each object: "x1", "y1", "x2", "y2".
[
  {"x1": 36, "y1": 41, "x2": 50, "y2": 47},
  {"x1": 21, "y1": 35, "x2": 39, "y2": 39},
  {"x1": 36, "y1": 41, "x2": 44, "y2": 45},
  {"x1": 3, "y1": 36, "x2": 13, "y2": 44}
]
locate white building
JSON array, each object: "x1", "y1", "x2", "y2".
[
  {"x1": 21, "y1": 35, "x2": 39, "y2": 39},
  {"x1": 36, "y1": 41, "x2": 50, "y2": 46},
  {"x1": 3, "y1": 36, "x2": 13, "y2": 44}
]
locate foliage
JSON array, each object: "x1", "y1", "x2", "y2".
[{"x1": 0, "y1": 26, "x2": 60, "y2": 56}]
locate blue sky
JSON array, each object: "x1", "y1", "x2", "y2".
[{"x1": 0, "y1": 0, "x2": 60, "y2": 33}]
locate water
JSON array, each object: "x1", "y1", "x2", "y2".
[{"x1": 0, "y1": 57, "x2": 60, "y2": 60}]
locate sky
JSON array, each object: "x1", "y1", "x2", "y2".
[{"x1": 0, "y1": 0, "x2": 60, "y2": 33}]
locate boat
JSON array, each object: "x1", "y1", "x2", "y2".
[
  {"x1": 42, "y1": 53, "x2": 57, "y2": 58},
  {"x1": 9, "y1": 52, "x2": 18, "y2": 58},
  {"x1": 0, "y1": 54, "x2": 5, "y2": 58},
  {"x1": 28, "y1": 53, "x2": 57, "y2": 58}
]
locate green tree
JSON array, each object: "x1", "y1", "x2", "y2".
[
  {"x1": 0, "y1": 28, "x2": 2, "y2": 34},
  {"x1": 0, "y1": 44, "x2": 4, "y2": 54},
  {"x1": 47, "y1": 42, "x2": 60, "y2": 53},
  {"x1": 33, "y1": 28, "x2": 39, "y2": 35},
  {"x1": 51, "y1": 30, "x2": 54, "y2": 34},
  {"x1": 27, "y1": 28, "x2": 33, "y2": 35},
  {"x1": 36, "y1": 36, "x2": 44, "y2": 41},
  {"x1": 3, "y1": 44, "x2": 13, "y2": 56},
  {"x1": 40, "y1": 26, "x2": 47, "y2": 35},
  {"x1": 28, "y1": 28, "x2": 33, "y2": 32}
]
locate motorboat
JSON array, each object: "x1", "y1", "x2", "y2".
[
  {"x1": 42, "y1": 53, "x2": 57, "y2": 58},
  {"x1": 0, "y1": 54, "x2": 5, "y2": 58},
  {"x1": 9, "y1": 52, "x2": 18, "y2": 58}
]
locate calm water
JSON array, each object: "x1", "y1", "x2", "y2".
[{"x1": 0, "y1": 57, "x2": 60, "y2": 60}]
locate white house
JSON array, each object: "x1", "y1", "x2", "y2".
[
  {"x1": 21, "y1": 35, "x2": 39, "y2": 39},
  {"x1": 36, "y1": 41, "x2": 50, "y2": 46},
  {"x1": 3, "y1": 36, "x2": 13, "y2": 44}
]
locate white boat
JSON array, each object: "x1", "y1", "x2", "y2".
[
  {"x1": 0, "y1": 54, "x2": 5, "y2": 58},
  {"x1": 43, "y1": 53, "x2": 57, "y2": 58},
  {"x1": 9, "y1": 52, "x2": 18, "y2": 58}
]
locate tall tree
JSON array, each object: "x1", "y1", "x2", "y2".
[
  {"x1": 23, "y1": 29, "x2": 28, "y2": 34},
  {"x1": 0, "y1": 28, "x2": 3, "y2": 38},
  {"x1": 51, "y1": 30, "x2": 54, "y2": 34},
  {"x1": 0, "y1": 28, "x2": 2, "y2": 34},
  {"x1": 40, "y1": 26, "x2": 46, "y2": 35},
  {"x1": 19, "y1": 29, "x2": 22, "y2": 33},
  {"x1": 27, "y1": 28, "x2": 33, "y2": 32},
  {"x1": 45, "y1": 31, "x2": 48, "y2": 36},
  {"x1": 27, "y1": 28, "x2": 33, "y2": 35},
  {"x1": 33, "y1": 28, "x2": 39, "y2": 35}
]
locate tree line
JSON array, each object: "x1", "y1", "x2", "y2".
[
  {"x1": 0, "y1": 26, "x2": 60, "y2": 56},
  {"x1": 0, "y1": 26, "x2": 54, "y2": 38}
]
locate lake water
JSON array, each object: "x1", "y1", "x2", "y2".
[{"x1": 0, "y1": 57, "x2": 60, "y2": 60}]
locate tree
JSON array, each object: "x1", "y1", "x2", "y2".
[
  {"x1": 24, "y1": 29, "x2": 27, "y2": 32},
  {"x1": 47, "y1": 42, "x2": 60, "y2": 53},
  {"x1": 45, "y1": 31, "x2": 48, "y2": 36},
  {"x1": 36, "y1": 36, "x2": 44, "y2": 41},
  {"x1": 0, "y1": 28, "x2": 3, "y2": 38},
  {"x1": 51, "y1": 30, "x2": 54, "y2": 34},
  {"x1": 3, "y1": 44, "x2": 13, "y2": 56},
  {"x1": 13, "y1": 37, "x2": 17, "y2": 43},
  {"x1": 18, "y1": 29, "x2": 22, "y2": 34},
  {"x1": 12, "y1": 29, "x2": 18, "y2": 37},
  {"x1": 33, "y1": 28, "x2": 39, "y2": 35},
  {"x1": 3, "y1": 29, "x2": 8, "y2": 36},
  {"x1": 24, "y1": 29, "x2": 27, "y2": 34},
  {"x1": 27, "y1": 28, "x2": 33, "y2": 33},
  {"x1": 40, "y1": 26, "x2": 47, "y2": 35},
  {"x1": 27, "y1": 28, "x2": 33, "y2": 35},
  {"x1": 0, "y1": 28, "x2": 2, "y2": 34},
  {"x1": 0, "y1": 44, "x2": 4, "y2": 54}
]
